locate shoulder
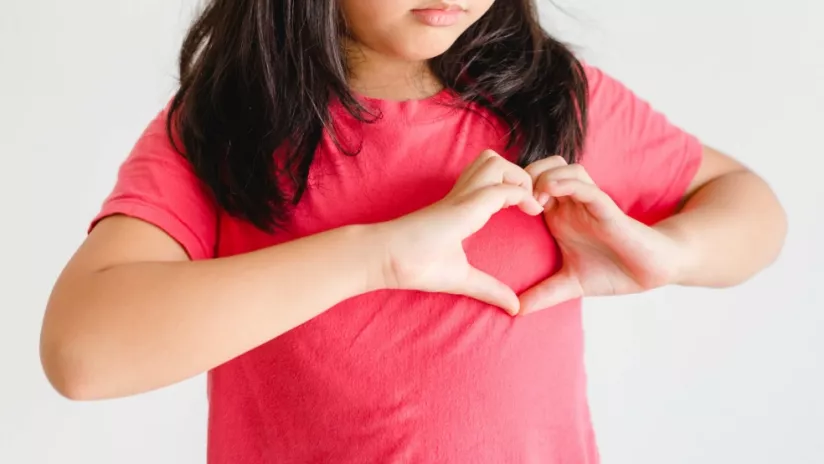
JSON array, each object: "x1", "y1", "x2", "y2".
[
  {"x1": 576, "y1": 64, "x2": 704, "y2": 223},
  {"x1": 90, "y1": 105, "x2": 218, "y2": 261},
  {"x1": 578, "y1": 62, "x2": 696, "y2": 163},
  {"x1": 580, "y1": 64, "x2": 642, "y2": 139}
]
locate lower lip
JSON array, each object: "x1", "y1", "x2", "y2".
[{"x1": 411, "y1": 9, "x2": 465, "y2": 27}]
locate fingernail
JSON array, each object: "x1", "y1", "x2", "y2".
[
  {"x1": 537, "y1": 193, "x2": 550, "y2": 206},
  {"x1": 519, "y1": 301, "x2": 532, "y2": 315}
]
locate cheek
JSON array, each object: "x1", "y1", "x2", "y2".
[
  {"x1": 341, "y1": 0, "x2": 402, "y2": 35},
  {"x1": 343, "y1": 9, "x2": 417, "y2": 56}
]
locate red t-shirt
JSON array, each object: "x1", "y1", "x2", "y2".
[{"x1": 92, "y1": 65, "x2": 702, "y2": 463}]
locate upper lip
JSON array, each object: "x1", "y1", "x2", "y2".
[{"x1": 413, "y1": 2, "x2": 466, "y2": 11}]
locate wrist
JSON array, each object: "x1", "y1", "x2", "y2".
[{"x1": 340, "y1": 223, "x2": 394, "y2": 294}]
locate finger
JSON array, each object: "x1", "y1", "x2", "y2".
[
  {"x1": 457, "y1": 184, "x2": 542, "y2": 235},
  {"x1": 524, "y1": 155, "x2": 568, "y2": 180},
  {"x1": 531, "y1": 164, "x2": 593, "y2": 210},
  {"x1": 471, "y1": 152, "x2": 534, "y2": 191},
  {"x1": 456, "y1": 149, "x2": 502, "y2": 187},
  {"x1": 456, "y1": 266, "x2": 520, "y2": 316},
  {"x1": 533, "y1": 164, "x2": 594, "y2": 190},
  {"x1": 518, "y1": 271, "x2": 582, "y2": 315},
  {"x1": 543, "y1": 179, "x2": 618, "y2": 220},
  {"x1": 466, "y1": 184, "x2": 544, "y2": 220}
]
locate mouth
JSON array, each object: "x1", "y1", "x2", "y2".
[
  {"x1": 412, "y1": 3, "x2": 467, "y2": 12},
  {"x1": 411, "y1": 3, "x2": 467, "y2": 27}
]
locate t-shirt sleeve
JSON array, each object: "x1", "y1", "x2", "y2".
[
  {"x1": 581, "y1": 65, "x2": 704, "y2": 225},
  {"x1": 89, "y1": 107, "x2": 217, "y2": 260}
]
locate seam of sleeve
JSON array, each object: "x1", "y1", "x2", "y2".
[
  {"x1": 647, "y1": 133, "x2": 704, "y2": 220},
  {"x1": 89, "y1": 198, "x2": 212, "y2": 261}
]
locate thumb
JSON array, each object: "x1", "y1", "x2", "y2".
[
  {"x1": 518, "y1": 270, "x2": 582, "y2": 315},
  {"x1": 454, "y1": 266, "x2": 520, "y2": 316}
]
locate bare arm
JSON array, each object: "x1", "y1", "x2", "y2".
[
  {"x1": 655, "y1": 146, "x2": 787, "y2": 287},
  {"x1": 41, "y1": 150, "x2": 542, "y2": 401},
  {"x1": 41, "y1": 216, "x2": 384, "y2": 400}
]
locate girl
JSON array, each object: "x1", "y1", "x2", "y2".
[{"x1": 40, "y1": 0, "x2": 786, "y2": 462}]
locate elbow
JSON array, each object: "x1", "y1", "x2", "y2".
[
  {"x1": 733, "y1": 203, "x2": 788, "y2": 287},
  {"x1": 40, "y1": 310, "x2": 110, "y2": 401},
  {"x1": 776, "y1": 201, "x2": 789, "y2": 252},
  {"x1": 764, "y1": 193, "x2": 789, "y2": 268},
  {"x1": 40, "y1": 335, "x2": 102, "y2": 401},
  {"x1": 41, "y1": 266, "x2": 137, "y2": 400},
  {"x1": 43, "y1": 369, "x2": 95, "y2": 402}
]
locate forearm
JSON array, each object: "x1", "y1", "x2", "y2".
[
  {"x1": 655, "y1": 170, "x2": 787, "y2": 287},
  {"x1": 42, "y1": 225, "x2": 384, "y2": 400}
]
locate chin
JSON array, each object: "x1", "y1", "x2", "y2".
[{"x1": 392, "y1": 39, "x2": 458, "y2": 62}]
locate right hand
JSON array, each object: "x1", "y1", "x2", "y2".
[{"x1": 376, "y1": 150, "x2": 545, "y2": 315}]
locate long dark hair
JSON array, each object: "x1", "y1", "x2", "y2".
[{"x1": 168, "y1": 0, "x2": 588, "y2": 231}]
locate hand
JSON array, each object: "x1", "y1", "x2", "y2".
[
  {"x1": 377, "y1": 150, "x2": 544, "y2": 316},
  {"x1": 519, "y1": 156, "x2": 688, "y2": 314}
]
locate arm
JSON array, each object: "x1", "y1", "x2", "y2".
[
  {"x1": 519, "y1": 67, "x2": 787, "y2": 311},
  {"x1": 41, "y1": 150, "x2": 542, "y2": 401},
  {"x1": 655, "y1": 146, "x2": 787, "y2": 287},
  {"x1": 41, "y1": 216, "x2": 383, "y2": 400}
]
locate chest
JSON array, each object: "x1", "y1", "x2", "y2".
[
  {"x1": 206, "y1": 109, "x2": 579, "y2": 445},
  {"x1": 217, "y1": 109, "x2": 559, "y2": 291}
]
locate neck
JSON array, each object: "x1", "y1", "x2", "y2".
[{"x1": 345, "y1": 41, "x2": 443, "y2": 101}]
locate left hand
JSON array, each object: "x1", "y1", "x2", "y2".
[{"x1": 518, "y1": 156, "x2": 688, "y2": 314}]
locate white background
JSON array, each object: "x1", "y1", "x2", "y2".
[{"x1": 1, "y1": 0, "x2": 822, "y2": 463}]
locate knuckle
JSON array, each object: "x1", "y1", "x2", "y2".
[
  {"x1": 534, "y1": 174, "x2": 551, "y2": 190},
  {"x1": 570, "y1": 164, "x2": 594, "y2": 183},
  {"x1": 476, "y1": 157, "x2": 499, "y2": 175},
  {"x1": 486, "y1": 157, "x2": 513, "y2": 177},
  {"x1": 487, "y1": 156, "x2": 506, "y2": 168},
  {"x1": 480, "y1": 149, "x2": 500, "y2": 159},
  {"x1": 570, "y1": 163, "x2": 586, "y2": 175},
  {"x1": 548, "y1": 155, "x2": 568, "y2": 165},
  {"x1": 527, "y1": 155, "x2": 568, "y2": 178}
]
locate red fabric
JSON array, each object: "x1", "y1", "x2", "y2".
[{"x1": 92, "y1": 65, "x2": 703, "y2": 464}]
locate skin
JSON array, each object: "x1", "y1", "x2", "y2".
[
  {"x1": 41, "y1": 152, "x2": 540, "y2": 400},
  {"x1": 40, "y1": 0, "x2": 787, "y2": 400},
  {"x1": 341, "y1": 0, "x2": 495, "y2": 100},
  {"x1": 518, "y1": 147, "x2": 787, "y2": 313}
]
